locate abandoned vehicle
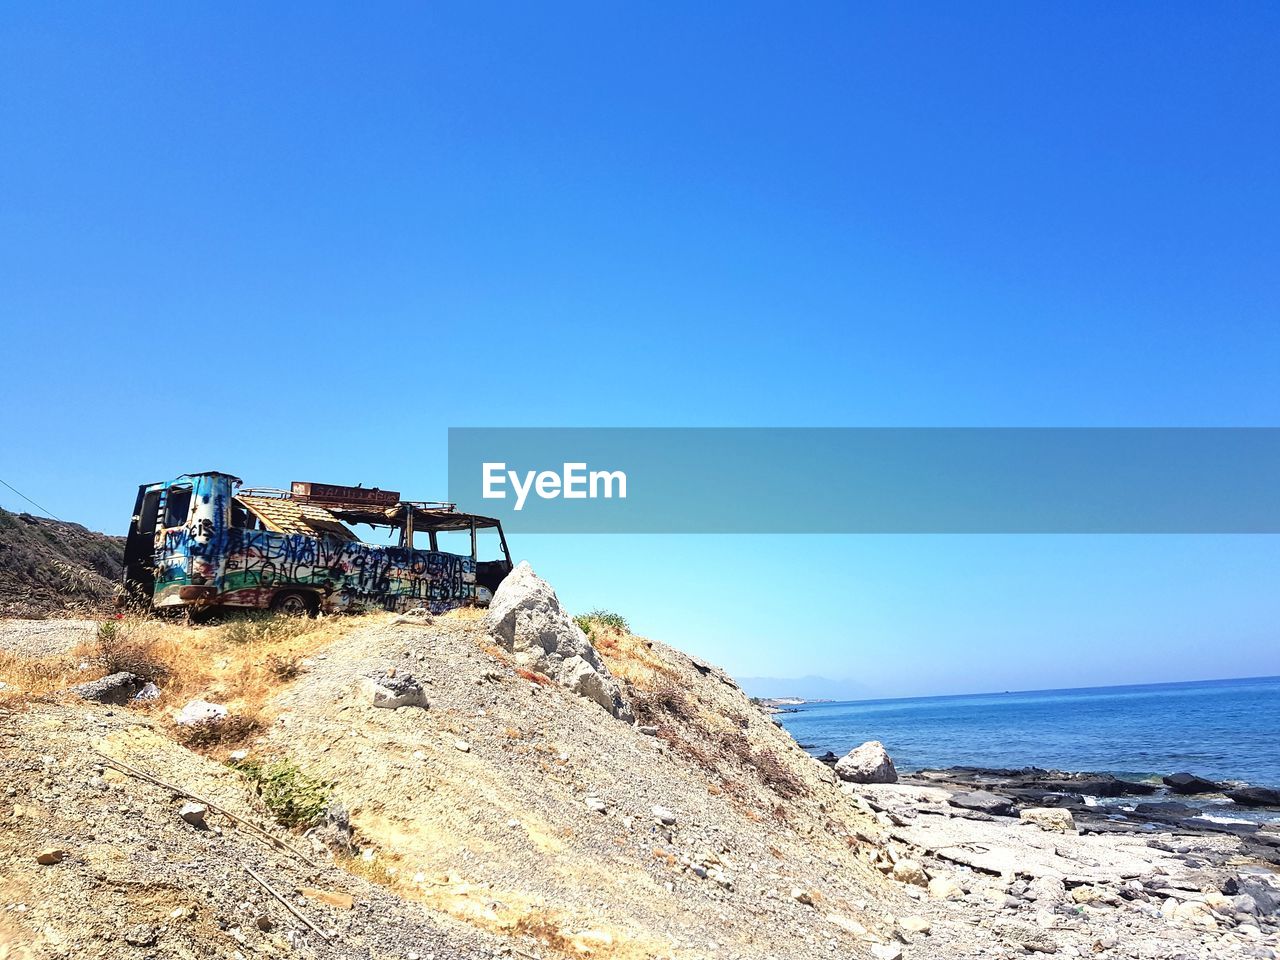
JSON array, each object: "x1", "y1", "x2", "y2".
[{"x1": 121, "y1": 472, "x2": 513, "y2": 615}]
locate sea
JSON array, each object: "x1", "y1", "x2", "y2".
[{"x1": 778, "y1": 675, "x2": 1280, "y2": 789}]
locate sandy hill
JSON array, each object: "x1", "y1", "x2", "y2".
[
  {"x1": 0, "y1": 564, "x2": 1274, "y2": 959},
  {"x1": 0, "y1": 603, "x2": 896, "y2": 960}
]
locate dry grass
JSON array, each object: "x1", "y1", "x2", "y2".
[
  {"x1": 0, "y1": 611, "x2": 383, "y2": 740},
  {"x1": 511, "y1": 910, "x2": 576, "y2": 954},
  {"x1": 589, "y1": 626, "x2": 673, "y2": 691},
  {"x1": 337, "y1": 850, "x2": 409, "y2": 893},
  {"x1": 174, "y1": 714, "x2": 263, "y2": 748},
  {"x1": 630, "y1": 680, "x2": 694, "y2": 724},
  {"x1": 442, "y1": 605, "x2": 486, "y2": 622},
  {"x1": 0, "y1": 649, "x2": 84, "y2": 703}
]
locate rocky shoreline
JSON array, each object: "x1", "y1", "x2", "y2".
[
  {"x1": 812, "y1": 754, "x2": 1280, "y2": 868},
  {"x1": 808, "y1": 741, "x2": 1280, "y2": 956}
]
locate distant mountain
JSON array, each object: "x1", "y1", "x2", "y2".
[{"x1": 736, "y1": 674, "x2": 869, "y2": 702}]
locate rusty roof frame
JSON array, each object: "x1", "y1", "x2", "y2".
[{"x1": 235, "y1": 487, "x2": 503, "y2": 534}]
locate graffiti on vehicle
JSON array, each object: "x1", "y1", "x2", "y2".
[{"x1": 152, "y1": 474, "x2": 476, "y2": 613}]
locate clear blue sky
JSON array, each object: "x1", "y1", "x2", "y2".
[{"x1": 2, "y1": 4, "x2": 1277, "y2": 697}]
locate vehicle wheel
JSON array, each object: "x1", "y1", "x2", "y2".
[{"x1": 271, "y1": 591, "x2": 315, "y2": 617}]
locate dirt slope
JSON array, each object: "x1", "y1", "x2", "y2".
[
  {"x1": 0, "y1": 700, "x2": 508, "y2": 959},
  {"x1": 0, "y1": 509, "x2": 123, "y2": 618},
  {"x1": 256, "y1": 616, "x2": 888, "y2": 960}
]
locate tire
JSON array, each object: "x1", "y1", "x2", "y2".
[{"x1": 271, "y1": 590, "x2": 316, "y2": 617}]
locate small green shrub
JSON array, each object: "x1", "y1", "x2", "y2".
[
  {"x1": 230, "y1": 758, "x2": 332, "y2": 828},
  {"x1": 574, "y1": 609, "x2": 630, "y2": 635}
]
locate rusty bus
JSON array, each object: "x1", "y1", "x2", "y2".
[{"x1": 120, "y1": 472, "x2": 513, "y2": 615}]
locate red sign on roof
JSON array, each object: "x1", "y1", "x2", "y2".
[{"x1": 290, "y1": 481, "x2": 400, "y2": 508}]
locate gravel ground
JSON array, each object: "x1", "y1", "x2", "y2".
[
  {"x1": 0, "y1": 700, "x2": 508, "y2": 959},
  {"x1": 0, "y1": 619, "x2": 98, "y2": 658},
  {"x1": 1, "y1": 615, "x2": 1277, "y2": 960},
  {"x1": 260, "y1": 617, "x2": 891, "y2": 960}
]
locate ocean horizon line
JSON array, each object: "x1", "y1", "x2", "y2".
[{"x1": 769, "y1": 672, "x2": 1280, "y2": 710}]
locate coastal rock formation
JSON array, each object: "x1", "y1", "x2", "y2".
[
  {"x1": 484, "y1": 562, "x2": 630, "y2": 719},
  {"x1": 948, "y1": 789, "x2": 1017, "y2": 817},
  {"x1": 1227, "y1": 786, "x2": 1280, "y2": 807},
  {"x1": 1164, "y1": 771, "x2": 1220, "y2": 794},
  {"x1": 834, "y1": 740, "x2": 898, "y2": 783}
]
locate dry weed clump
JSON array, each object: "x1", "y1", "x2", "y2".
[
  {"x1": 630, "y1": 680, "x2": 694, "y2": 724},
  {"x1": 751, "y1": 748, "x2": 807, "y2": 800},
  {"x1": 95, "y1": 617, "x2": 174, "y2": 682},
  {"x1": 338, "y1": 851, "x2": 405, "y2": 891},
  {"x1": 174, "y1": 714, "x2": 262, "y2": 749},
  {"x1": 588, "y1": 626, "x2": 673, "y2": 692},
  {"x1": 0, "y1": 649, "x2": 83, "y2": 702},
  {"x1": 442, "y1": 604, "x2": 487, "y2": 621},
  {"x1": 510, "y1": 910, "x2": 576, "y2": 954}
]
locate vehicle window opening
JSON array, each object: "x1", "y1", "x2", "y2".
[{"x1": 164, "y1": 485, "x2": 192, "y2": 528}]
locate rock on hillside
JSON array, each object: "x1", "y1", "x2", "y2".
[
  {"x1": 0, "y1": 507, "x2": 123, "y2": 617},
  {"x1": 483, "y1": 561, "x2": 631, "y2": 719}
]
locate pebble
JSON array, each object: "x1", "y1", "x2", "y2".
[
  {"x1": 585, "y1": 797, "x2": 607, "y2": 814},
  {"x1": 179, "y1": 802, "x2": 208, "y2": 828},
  {"x1": 892, "y1": 859, "x2": 928, "y2": 886},
  {"x1": 900, "y1": 915, "x2": 931, "y2": 934},
  {"x1": 35, "y1": 848, "x2": 68, "y2": 866},
  {"x1": 652, "y1": 804, "x2": 677, "y2": 826},
  {"x1": 453, "y1": 740, "x2": 471, "y2": 752},
  {"x1": 929, "y1": 875, "x2": 964, "y2": 900},
  {"x1": 123, "y1": 924, "x2": 159, "y2": 947},
  {"x1": 827, "y1": 914, "x2": 868, "y2": 936}
]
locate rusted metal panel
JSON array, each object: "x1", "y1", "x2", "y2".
[{"x1": 291, "y1": 481, "x2": 400, "y2": 508}]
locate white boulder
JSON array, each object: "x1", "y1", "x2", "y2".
[
  {"x1": 484, "y1": 562, "x2": 630, "y2": 719},
  {"x1": 834, "y1": 740, "x2": 898, "y2": 783},
  {"x1": 175, "y1": 700, "x2": 228, "y2": 726}
]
